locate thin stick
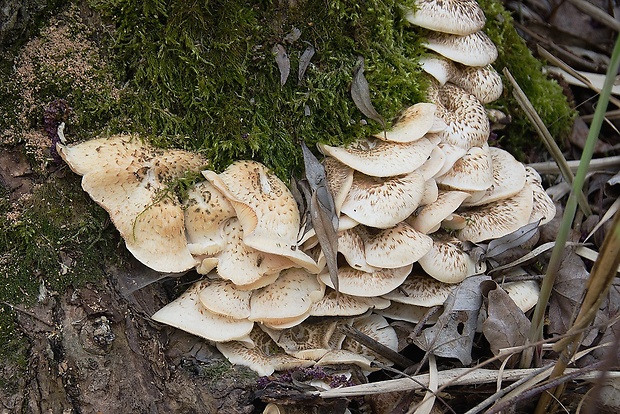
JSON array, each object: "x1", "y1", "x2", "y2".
[
  {"x1": 528, "y1": 155, "x2": 620, "y2": 174},
  {"x1": 566, "y1": 0, "x2": 620, "y2": 32},
  {"x1": 337, "y1": 324, "x2": 415, "y2": 369}
]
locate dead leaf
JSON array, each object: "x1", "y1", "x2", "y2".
[
  {"x1": 548, "y1": 248, "x2": 589, "y2": 336},
  {"x1": 272, "y1": 44, "x2": 290, "y2": 86},
  {"x1": 482, "y1": 282, "x2": 531, "y2": 360},
  {"x1": 298, "y1": 45, "x2": 315, "y2": 83},
  {"x1": 413, "y1": 275, "x2": 490, "y2": 365},
  {"x1": 351, "y1": 57, "x2": 385, "y2": 129},
  {"x1": 283, "y1": 27, "x2": 301, "y2": 44},
  {"x1": 485, "y1": 219, "x2": 542, "y2": 259}
]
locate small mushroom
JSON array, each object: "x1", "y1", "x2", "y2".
[
  {"x1": 418, "y1": 232, "x2": 482, "y2": 283},
  {"x1": 423, "y1": 31, "x2": 498, "y2": 67},
  {"x1": 359, "y1": 222, "x2": 433, "y2": 268},
  {"x1": 338, "y1": 228, "x2": 378, "y2": 273},
  {"x1": 408, "y1": 190, "x2": 471, "y2": 234},
  {"x1": 260, "y1": 319, "x2": 339, "y2": 360},
  {"x1": 341, "y1": 314, "x2": 399, "y2": 365},
  {"x1": 436, "y1": 144, "x2": 494, "y2": 192},
  {"x1": 405, "y1": 0, "x2": 486, "y2": 36},
  {"x1": 197, "y1": 278, "x2": 252, "y2": 319},
  {"x1": 382, "y1": 273, "x2": 454, "y2": 307},
  {"x1": 501, "y1": 280, "x2": 540, "y2": 313},
  {"x1": 525, "y1": 166, "x2": 556, "y2": 225},
  {"x1": 310, "y1": 289, "x2": 390, "y2": 317},
  {"x1": 373, "y1": 102, "x2": 438, "y2": 143}
]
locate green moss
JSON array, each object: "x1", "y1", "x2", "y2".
[
  {"x1": 89, "y1": 0, "x2": 427, "y2": 178},
  {"x1": 479, "y1": 0, "x2": 576, "y2": 160}
]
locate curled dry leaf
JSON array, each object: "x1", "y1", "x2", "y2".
[
  {"x1": 351, "y1": 56, "x2": 385, "y2": 129},
  {"x1": 413, "y1": 275, "x2": 489, "y2": 365},
  {"x1": 482, "y1": 282, "x2": 531, "y2": 361}
]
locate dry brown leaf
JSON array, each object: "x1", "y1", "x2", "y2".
[
  {"x1": 482, "y1": 283, "x2": 531, "y2": 360},
  {"x1": 413, "y1": 275, "x2": 489, "y2": 365}
]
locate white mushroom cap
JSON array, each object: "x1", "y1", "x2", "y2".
[
  {"x1": 436, "y1": 142, "x2": 468, "y2": 177},
  {"x1": 203, "y1": 161, "x2": 319, "y2": 273},
  {"x1": 436, "y1": 144, "x2": 494, "y2": 192},
  {"x1": 375, "y1": 302, "x2": 440, "y2": 324},
  {"x1": 405, "y1": 0, "x2": 486, "y2": 36},
  {"x1": 318, "y1": 135, "x2": 439, "y2": 177},
  {"x1": 341, "y1": 171, "x2": 426, "y2": 229},
  {"x1": 318, "y1": 265, "x2": 412, "y2": 297},
  {"x1": 457, "y1": 183, "x2": 535, "y2": 243},
  {"x1": 501, "y1": 280, "x2": 540, "y2": 313},
  {"x1": 323, "y1": 157, "x2": 354, "y2": 215},
  {"x1": 408, "y1": 190, "x2": 471, "y2": 234},
  {"x1": 151, "y1": 280, "x2": 253, "y2": 342},
  {"x1": 198, "y1": 278, "x2": 252, "y2": 319},
  {"x1": 342, "y1": 314, "x2": 398, "y2": 365},
  {"x1": 462, "y1": 147, "x2": 527, "y2": 207},
  {"x1": 184, "y1": 181, "x2": 236, "y2": 256},
  {"x1": 374, "y1": 103, "x2": 437, "y2": 143},
  {"x1": 316, "y1": 349, "x2": 376, "y2": 372},
  {"x1": 249, "y1": 268, "x2": 324, "y2": 326},
  {"x1": 338, "y1": 228, "x2": 378, "y2": 273},
  {"x1": 216, "y1": 327, "x2": 314, "y2": 376},
  {"x1": 423, "y1": 31, "x2": 498, "y2": 67},
  {"x1": 360, "y1": 222, "x2": 433, "y2": 268},
  {"x1": 431, "y1": 83, "x2": 491, "y2": 149},
  {"x1": 310, "y1": 289, "x2": 390, "y2": 317},
  {"x1": 215, "y1": 218, "x2": 294, "y2": 288},
  {"x1": 260, "y1": 319, "x2": 338, "y2": 360},
  {"x1": 525, "y1": 166, "x2": 556, "y2": 225},
  {"x1": 382, "y1": 273, "x2": 454, "y2": 306},
  {"x1": 420, "y1": 178, "x2": 439, "y2": 206},
  {"x1": 417, "y1": 146, "x2": 447, "y2": 181},
  {"x1": 420, "y1": 55, "x2": 455, "y2": 85},
  {"x1": 418, "y1": 232, "x2": 482, "y2": 283}
]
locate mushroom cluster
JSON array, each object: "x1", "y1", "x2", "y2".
[{"x1": 57, "y1": 0, "x2": 556, "y2": 379}]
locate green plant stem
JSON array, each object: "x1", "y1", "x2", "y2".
[{"x1": 525, "y1": 32, "x2": 620, "y2": 409}]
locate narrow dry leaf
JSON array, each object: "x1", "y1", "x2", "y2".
[
  {"x1": 351, "y1": 56, "x2": 385, "y2": 129},
  {"x1": 482, "y1": 283, "x2": 531, "y2": 359},
  {"x1": 485, "y1": 220, "x2": 542, "y2": 260},
  {"x1": 548, "y1": 249, "x2": 590, "y2": 335},
  {"x1": 413, "y1": 275, "x2": 490, "y2": 365},
  {"x1": 298, "y1": 45, "x2": 315, "y2": 83},
  {"x1": 272, "y1": 43, "x2": 290, "y2": 86}
]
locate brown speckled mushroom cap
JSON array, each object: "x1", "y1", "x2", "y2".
[
  {"x1": 409, "y1": 189, "x2": 471, "y2": 234},
  {"x1": 341, "y1": 171, "x2": 426, "y2": 229},
  {"x1": 382, "y1": 273, "x2": 454, "y2": 307},
  {"x1": 424, "y1": 31, "x2": 498, "y2": 67},
  {"x1": 203, "y1": 161, "x2": 319, "y2": 273},
  {"x1": 249, "y1": 268, "x2": 324, "y2": 327},
  {"x1": 323, "y1": 157, "x2": 354, "y2": 215},
  {"x1": 457, "y1": 183, "x2": 535, "y2": 243},
  {"x1": 197, "y1": 278, "x2": 252, "y2": 319},
  {"x1": 318, "y1": 264, "x2": 412, "y2": 297},
  {"x1": 318, "y1": 135, "x2": 439, "y2": 178},
  {"x1": 184, "y1": 180, "x2": 236, "y2": 256},
  {"x1": 342, "y1": 314, "x2": 398, "y2": 365},
  {"x1": 430, "y1": 83, "x2": 491, "y2": 149},
  {"x1": 405, "y1": 0, "x2": 486, "y2": 36},
  {"x1": 360, "y1": 222, "x2": 433, "y2": 268},
  {"x1": 316, "y1": 349, "x2": 376, "y2": 372},
  {"x1": 216, "y1": 327, "x2": 314, "y2": 376},
  {"x1": 525, "y1": 166, "x2": 556, "y2": 225},
  {"x1": 502, "y1": 280, "x2": 540, "y2": 312},
  {"x1": 436, "y1": 144, "x2": 494, "y2": 192},
  {"x1": 151, "y1": 280, "x2": 254, "y2": 342},
  {"x1": 374, "y1": 102, "x2": 438, "y2": 143},
  {"x1": 418, "y1": 232, "x2": 482, "y2": 283},
  {"x1": 338, "y1": 228, "x2": 378, "y2": 273},
  {"x1": 463, "y1": 147, "x2": 527, "y2": 207},
  {"x1": 260, "y1": 319, "x2": 339, "y2": 360},
  {"x1": 310, "y1": 289, "x2": 390, "y2": 317}
]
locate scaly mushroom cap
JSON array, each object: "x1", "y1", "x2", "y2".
[
  {"x1": 260, "y1": 319, "x2": 339, "y2": 360},
  {"x1": 318, "y1": 265, "x2": 412, "y2": 297},
  {"x1": 525, "y1": 166, "x2": 556, "y2": 225},
  {"x1": 318, "y1": 135, "x2": 439, "y2": 178},
  {"x1": 451, "y1": 64, "x2": 503, "y2": 104},
  {"x1": 462, "y1": 147, "x2": 527, "y2": 207},
  {"x1": 215, "y1": 218, "x2": 294, "y2": 288},
  {"x1": 424, "y1": 31, "x2": 498, "y2": 67},
  {"x1": 57, "y1": 134, "x2": 154, "y2": 176},
  {"x1": 457, "y1": 183, "x2": 535, "y2": 243},
  {"x1": 418, "y1": 232, "x2": 481, "y2": 283},
  {"x1": 249, "y1": 268, "x2": 324, "y2": 327},
  {"x1": 436, "y1": 142, "x2": 468, "y2": 177},
  {"x1": 382, "y1": 273, "x2": 454, "y2": 306},
  {"x1": 417, "y1": 146, "x2": 447, "y2": 181},
  {"x1": 430, "y1": 83, "x2": 491, "y2": 149},
  {"x1": 360, "y1": 222, "x2": 433, "y2": 268},
  {"x1": 198, "y1": 278, "x2": 252, "y2": 319},
  {"x1": 436, "y1": 144, "x2": 494, "y2": 192},
  {"x1": 376, "y1": 302, "x2": 441, "y2": 324},
  {"x1": 185, "y1": 181, "x2": 236, "y2": 256},
  {"x1": 323, "y1": 157, "x2": 354, "y2": 215},
  {"x1": 405, "y1": 0, "x2": 486, "y2": 36},
  {"x1": 151, "y1": 280, "x2": 253, "y2": 342},
  {"x1": 341, "y1": 171, "x2": 426, "y2": 229},
  {"x1": 420, "y1": 178, "x2": 439, "y2": 206},
  {"x1": 374, "y1": 102, "x2": 437, "y2": 143},
  {"x1": 342, "y1": 314, "x2": 398, "y2": 365},
  {"x1": 81, "y1": 156, "x2": 201, "y2": 273},
  {"x1": 310, "y1": 289, "x2": 390, "y2": 317},
  {"x1": 420, "y1": 55, "x2": 456, "y2": 85},
  {"x1": 203, "y1": 161, "x2": 319, "y2": 272},
  {"x1": 409, "y1": 190, "x2": 471, "y2": 234},
  {"x1": 216, "y1": 327, "x2": 314, "y2": 376},
  {"x1": 501, "y1": 280, "x2": 540, "y2": 313},
  {"x1": 338, "y1": 228, "x2": 378, "y2": 273}
]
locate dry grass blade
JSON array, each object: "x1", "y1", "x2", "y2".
[
  {"x1": 566, "y1": 0, "x2": 620, "y2": 32},
  {"x1": 503, "y1": 68, "x2": 592, "y2": 216},
  {"x1": 528, "y1": 155, "x2": 620, "y2": 174},
  {"x1": 575, "y1": 244, "x2": 620, "y2": 273},
  {"x1": 584, "y1": 197, "x2": 620, "y2": 242}
]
